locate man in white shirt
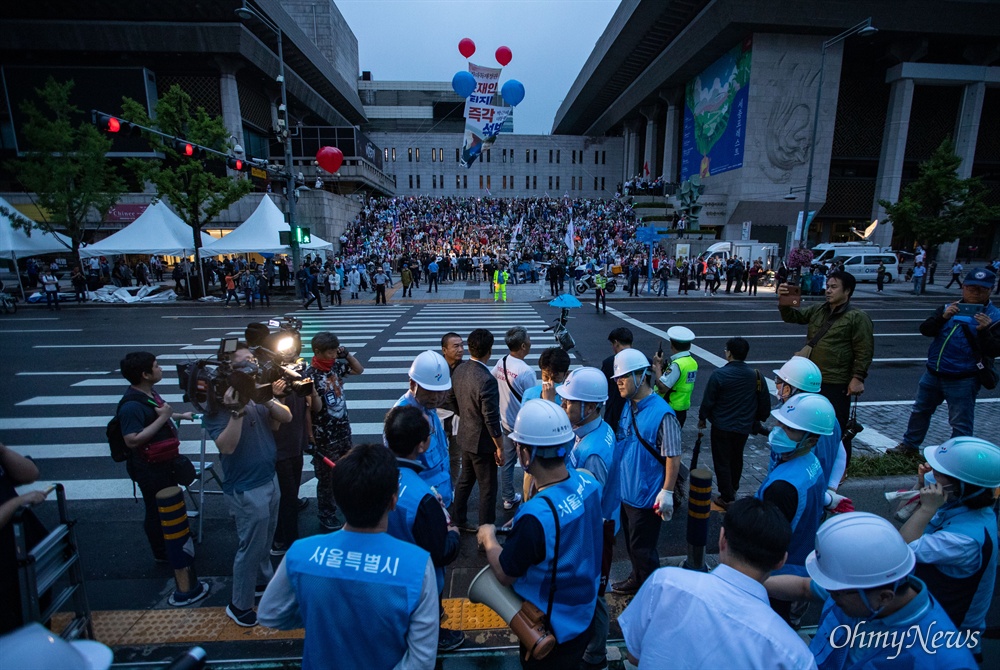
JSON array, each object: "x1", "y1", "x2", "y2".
[
  {"x1": 620, "y1": 497, "x2": 816, "y2": 670},
  {"x1": 491, "y1": 326, "x2": 536, "y2": 511}
]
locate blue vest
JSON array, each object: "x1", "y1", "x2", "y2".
[
  {"x1": 616, "y1": 393, "x2": 673, "y2": 508},
  {"x1": 757, "y1": 453, "x2": 824, "y2": 574},
  {"x1": 914, "y1": 504, "x2": 997, "y2": 635},
  {"x1": 285, "y1": 531, "x2": 429, "y2": 670},
  {"x1": 569, "y1": 420, "x2": 621, "y2": 524},
  {"x1": 810, "y1": 579, "x2": 977, "y2": 670},
  {"x1": 815, "y1": 422, "x2": 842, "y2": 486},
  {"x1": 396, "y1": 392, "x2": 453, "y2": 507},
  {"x1": 387, "y1": 463, "x2": 446, "y2": 593},
  {"x1": 511, "y1": 468, "x2": 603, "y2": 643}
]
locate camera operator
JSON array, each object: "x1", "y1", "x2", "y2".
[
  {"x1": 270, "y1": 377, "x2": 319, "y2": 557},
  {"x1": 305, "y1": 332, "x2": 364, "y2": 532},
  {"x1": 203, "y1": 345, "x2": 292, "y2": 627}
]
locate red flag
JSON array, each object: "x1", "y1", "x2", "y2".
[{"x1": 643, "y1": 161, "x2": 649, "y2": 176}]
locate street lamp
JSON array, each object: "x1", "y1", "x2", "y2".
[
  {"x1": 798, "y1": 17, "x2": 878, "y2": 248},
  {"x1": 235, "y1": 2, "x2": 302, "y2": 290}
]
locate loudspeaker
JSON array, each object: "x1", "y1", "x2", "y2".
[
  {"x1": 468, "y1": 566, "x2": 556, "y2": 660},
  {"x1": 468, "y1": 565, "x2": 522, "y2": 623}
]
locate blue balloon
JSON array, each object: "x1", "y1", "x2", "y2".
[
  {"x1": 501, "y1": 79, "x2": 525, "y2": 106},
  {"x1": 452, "y1": 71, "x2": 476, "y2": 98}
]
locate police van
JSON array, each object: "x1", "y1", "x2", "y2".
[{"x1": 830, "y1": 252, "x2": 900, "y2": 283}]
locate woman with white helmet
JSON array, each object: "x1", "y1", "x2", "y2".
[
  {"x1": 773, "y1": 356, "x2": 851, "y2": 512},
  {"x1": 900, "y1": 436, "x2": 1000, "y2": 661},
  {"x1": 477, "y1": 399, "x2": 604, "y2": 668},
  {"x1": 609, "y1": 348, "x2": 683, "y2": 595},
  {"x1": 766, "y1": 513, "x2": 977, "y2": 669},
  {"x1": 559, "y1": 367, "x2": 620, "y2": 670},
  {"x1": 394, "y1": 350, "x2": 454, "y2": 507},
  {"x1": 756, "y1": 393, "x2": 834, "y2": 584}
]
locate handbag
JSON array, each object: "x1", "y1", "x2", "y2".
[{"x1": 960, "y1": 324, "x2": 998, "y2": 390}]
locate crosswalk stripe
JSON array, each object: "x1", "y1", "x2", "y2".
[
  {"x1": 0, "y1": 416, "x2": 386, "y2": 433},
  {"x1": 368, "y1": 353, "x2": 545, "y2": 362}
]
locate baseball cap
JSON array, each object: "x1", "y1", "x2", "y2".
[{"x1": 964, "y1": 267, "x2": 996, "y2": 289}]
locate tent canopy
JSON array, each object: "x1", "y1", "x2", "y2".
[
  {"x1": 203, "y1": 195, "x2": 333, "y2": 255},
  {"x1": 0, "y1": 195, "x2": 72, "y2": 258},
  {"x1": 78, "y1": 201, "x2": 213, "y2": 259}
]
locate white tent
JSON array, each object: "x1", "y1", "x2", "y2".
[
  {"x1": 203, "y1": 195, "x2": 333, "y2": 255},
  {"x1": 78, "y1": 201, "x2": 213, "y2": 258},
  {"x1": 0, "y1": 195, "x2": 72, "y2": 258}
]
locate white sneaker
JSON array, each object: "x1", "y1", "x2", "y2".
[{"x1": 503, "y1": 493, "x2": 522, "y2": 510}]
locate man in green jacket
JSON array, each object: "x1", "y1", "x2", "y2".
[{"x1": 778, "y1": 270, "x2": 873, "y2": 465}]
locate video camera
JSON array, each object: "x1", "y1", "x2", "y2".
[{"x1": 176, "y1": 316, "x2": 312, "y2": 414}]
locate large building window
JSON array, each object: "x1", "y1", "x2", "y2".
[
  {"x1": 601, "y1": 177, "x2": 605, "y2": 191},
  {"x1": 416, "y1": 175, "x2": 421, "y2": 188},
  {"x1": 594, "y1": 151, "x2": 599, "y2": 165},
  {"x1": 594, "y1": 176, "x2": 598, "y2": 191},
  {"x1": 391, "y1": 148, "x2": 396, "y2": 161},
  {"x1": 571, "y1": 150, "x2": 576, "y2": 165},
  {"x1": 456, "y1": 175, "x2": 461, "y2": 189},
  {"x1": 548, "y1": 175, "x2": 553, "y2": 189},
  {"x1": 486, "y1": 175, "x2": 491, "y2": 190},
  {"x1": 440, "y1": 174, "x2": 444, "y2": 190},
  {"x1": 533, "y1": 176, "x2": 537, "y2": 189},
  {"x1": 432, "y1": 174, "x2": 437, "y2": 189},
  {"x1": 556, "y1": 176, "x2": 560, "y2": 190},
  {"x1": 533, "y1": 149, "x2": 537, "y2": 164},
  {"x1": 415, "y1": 148, "x2": 420, "y2": 162},
  {"x1": 486, "y1": 149, "x2": 491, "y2": 163},
  {"x1": 525, "y1": 175, "x2": 530, "y2": 189},
  {"x1": 502, "y1": 175, "x2": 507, "y2": 189},
  {"x1": 571, "y1": 176, "x2": 575, "y2": 191},
  {"x1": 479, "y1": 175, "x2": 484, "y2": 189},
  {"x1": 602, "y1": 151, "x2": 606, "y2": 165},
  {"x1": 456, "y1": 148, "x2": 460, "y2": 163},
  {"x1": 408, "y1": 175, "x2": 413, "y2": 188},
  {"x1": 502, "y1": 149, "x2": 507, "y2": 163},
  {"x1": 431, "y1": 148, "x2": 436, "y2": 162},
  {"x1": 556, "y1": 150, "x2": 560, "y2": 164},
  {"x1": 408, "y1": 148, "x2": 413, "y2": 162},
  {"x1": 384, "y1": 148, "x2": 389, "y2": 162},
  {"x1": 549, "y1": 149, "x2": 553, "y2": 163},
  {"x1": 463, "y1": 175, "x2": 468, "y2": 189}
]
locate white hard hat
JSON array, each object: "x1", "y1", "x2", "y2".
[
  {"x1": 408, "y1": 350, "x2": 452, "y2": 391},
  {"x1": 924, "y1": 437, "x2": 1000, "y2": 488},
  {"x1": 666, "y1": 326, "x2": 695, "y2": 343},
  {"x1": 773, "y1": 356, "x2": 822, "y2": 393},
  {"x1": 805, "y1": 513, "x2": 915, "y2": 591},
  {"x1": 612, "y1": 349, "x2": 650, "y2": 378},
  {"x1": 771, "y1": 392, "x2": 836, "y2": 436},
  {"x1": 0, "y1": 623, "x2": 113, "y2": 670},
  {"x1": 509, "y1": 399, "x2": 574, "y2": 450},
  {"x1": 557, "y1": 367, "x2": 608, "y2": 403}
]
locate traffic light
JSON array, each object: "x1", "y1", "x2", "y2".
[
  {"x1": 296, "y1": 227, "x2": 311, "y2": 244},
  {"x1": 173, "y1": 139, "x2": 206, "y2": 159},
  {"x1": 227, "y1": 156, "x2": 250, "y2": 172},
  {"x1": 91, "y1": 110, "x2": 140, "y2": 136}
]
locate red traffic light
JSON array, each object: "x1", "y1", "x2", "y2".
[
  {"x1": 227, "y1": 156, "x2": 251, "y2": 172},
  {"x1": 183, "y1": 143, "x2": 195, "y2": 156},
  {"x1": 173, "y1": 139, "x2": 206, "y2": 159},
  {"x1": 107, "y1": 117, "x2": 121, "y2": 133}
]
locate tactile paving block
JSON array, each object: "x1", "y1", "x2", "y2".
[
  {"x1": 216, "y1": 619, "x2": 304, "y2": 642},
  {"x1": 459, "y1": 600, "x2": 507, "y2": 631},
  {"x1": 117, "y1": 608, "x2": 228, "y2": 645},
  {"x1": 91, "y1": 610, "x2": 146, "y2": 645}
]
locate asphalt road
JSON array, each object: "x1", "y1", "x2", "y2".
[{"x1": 1, "y1": 292, "x2": 996, "y2": 663}]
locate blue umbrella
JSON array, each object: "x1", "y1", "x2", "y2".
[{"x1": 548, "y1": 294, "x2": 582, "y2": 309}]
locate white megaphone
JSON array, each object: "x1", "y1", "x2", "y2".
[{"x1": 468, "y1": 565, "x2": 556, "y2": 661}]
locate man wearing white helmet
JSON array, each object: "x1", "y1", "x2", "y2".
[
  {"x1": 766, "y1": 513, "x2": 978, "y2": 669},
  {"x1": 900, "y1": 437, "x2": 1000, "y2": 661},
  {"x1": 559, "y1": 367, "x2": 619, "y2": 670},
  {"x1": 478, "y1": 399, "x2": 604, "y2": 668},
  {"x1": 756, "y1": 393, "x2": 832, "y2": 589},
  {"x1": 610, "y1": 348, "x2": 683, "y2": 595},
  {"x1": 773, "y1": 357, "x2": 851, "y2": 511},
  {"x1": 395, "y1": 351, "x2": 454, "y2": 508},
  {"x1": 651, "y1": 325, "x2": 698, "y2": 428}
]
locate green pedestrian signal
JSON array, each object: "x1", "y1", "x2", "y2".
[{"x1": 296, "y1": 227, "x2": 311, "y2": 244}]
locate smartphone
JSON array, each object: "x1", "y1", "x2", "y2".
[
  {"x1": 657, "y1": 340, "x2": 663, "y2": 359},
  {"x1": 778, "y1": 284, "x2": 801, "y2": 308},
  {"x1": 955, "y1": 303, "x2": 984, "y2": 318}
]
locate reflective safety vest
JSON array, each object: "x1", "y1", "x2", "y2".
[
  {"x1": 494, "y1": 269, "x2": 507, "y2": 285},
  {"x1": 757, "y1": 453, "x2": 824, "y2": 575},
  {"x1": 616, "y1": 393, "x2": 673, "y2": 508},
  {"x1": 285, "y1": 531, "x2": 429, "y2": 670},
  {"x1": 594, "y1": 274, "x2": 607, "y2": 290},
  {"x1": 511, "y1": 468, "x2": 602, "y2": 643},
  {"x1": 814, "y1": 422, "x2": 842, "y2": 487},
  {"x1": 387, "y1": 462, "x2": 447, "y2": 593},
  {"x1": 569, "y1": 420, "x2": 620, "y2": 524},
  {"x1": 395, "y1": 392, "x2": 453, "y2": 507},
  {"x1": 668, "y1": 354, "x2": 698, "y2": 412}
]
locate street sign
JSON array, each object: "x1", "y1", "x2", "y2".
[
  {"x1": 250, "y1": 166, "x2": 267, "y2": 180},
  {"x1": 635, "y1": 227, "x2": 660, "y2": 244}
]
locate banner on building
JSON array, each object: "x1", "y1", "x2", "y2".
[
  {"x1": 681, "y1": 37, "x2": 752, "y2": 181},
  {"x1": 460, "y1": 104, "x2": 512, "y2": 168}
]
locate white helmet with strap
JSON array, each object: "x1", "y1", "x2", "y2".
[
  {"x1": 773, "y1": 356, "x2": 822, "y2": 393},
  {"x1": 407, "y1": 350, "x2": 452, "y2": 391}
]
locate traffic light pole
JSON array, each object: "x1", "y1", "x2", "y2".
[{"x1": 275, "y1": 29, "x2": 302, "y2": 297}]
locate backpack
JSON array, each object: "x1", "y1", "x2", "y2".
[{"x1": 107, "y1": 398, "x2": 142, "y2": 462}]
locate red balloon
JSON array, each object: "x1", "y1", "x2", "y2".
[
  {"x1": 495, "y1": 46, "x2": 512, "y2": 66},
  {"x1": 316, "y1": 146, "x2": 343, "y2": 174},
  {"x1": 458, "y1": 37, "x2": 476, "y2": 59}
]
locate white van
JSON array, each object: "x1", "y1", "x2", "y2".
[{"x1": 830, "y1": 252, "x2": 899, "y2": 283}]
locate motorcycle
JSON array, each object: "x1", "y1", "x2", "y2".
[{"x1": 574, "y1": 274, "x2": 617, "y2": 295}]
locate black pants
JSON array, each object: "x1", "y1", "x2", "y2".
[
  {"x1": 427, "y1": 273, "x2": 439, "y2": 292},
  {"x1": 375, "y1": 284, "x2": 386, "y2": 304},
  {"x1": 451, "y1": 450, "x2": 498, "y2": 526},
  {"x1": 628, "y1": 278, "x2": 638, "y2": 295},
  {"x1": 710, "y1": 427, "x2": 750, "y2": 502},
  {"x1": 620, "y1": 502, "x2": 661, "y2": 587},
  {"x1": 274, "y1": 454, "x2": 303, "y2": 548},
  {"x1": 594, "y1": 288, "x2": 606, "y2": 312},
  {"x1": 519, "y1": 620, "x2": 593, "y2": 669},
  {"x1": 945, "y1": 274, "x2": 962, "y2": 289},
  {"x1": 674, "y1": 409, "x2": 687, "y2": 428},
  {"x1": 303, "y1": 288, "x2": 323, "y2": 309},
  {"x1": 550, "y1": 278, "x2": 559, "y2": 296},
  {"x1": 820, "y1": 382, "x2": 853, "y2": 466},
  {"x1": 126, "y1": 455, "x2": 196, "y2": 559},
  {"x1": 747, "y1": 278, "x2": 758, "y2": 296}
]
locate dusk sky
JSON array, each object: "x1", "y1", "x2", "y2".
[{"x1": 336, "y1": 0, "x2": 621, "y2": 135}]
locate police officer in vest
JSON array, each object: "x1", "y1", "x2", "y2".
[
  {"x1": 478, "y1": 399, "x2": 604, "y2": 669},
  {"x1": 651, "y1": 325, "x2": 698, "y2": 427},
  {"x1": 559, "y1": 367, "x2": 620, "y2": 670},
  {"x1": 757, "y1": 393, "x2": 833, "y2": 620},
  {"x1": 258, "y1": 444, "x2": 439, "y2": 670},
  {"x1": 494, "y1": 265, "x2": 508, "y2": 302},
  {"x1": 384, "y1": 405, "x2": 466, "y2": 653},
  {"x1": 900, "y1": 436, "x2": 1000, "y2": 662},
  {"x1": 395, "y1": 351, "x2": 454, "y2": 508},
  {"x1": 610, "y1": 349, "x2": 683, "y2": 595}
]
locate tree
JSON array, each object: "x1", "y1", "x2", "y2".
[
  {"x1": 2, "y1": 77, "x2": 125, "y2": 263},
  {"x1": 879, "y1": 139, "x2": 1000, "y2": 250},
  {"x1": 121, "y1": 85, "x2": 252, "y2": 296}
]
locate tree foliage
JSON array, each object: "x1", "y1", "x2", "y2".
[
  {"x1": 3, "y1": 77, "x2": 125, "y2": 262},
  {"x1": 879, "y1": 139, "x2": 1000, "y2": 249},
  {"x1": 122, "y1": 85, "x2": 252, "y2": 293}
]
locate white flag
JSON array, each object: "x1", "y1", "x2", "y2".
[{"x1": 564, "y1": 217, "x2": 575, "y2": 255}]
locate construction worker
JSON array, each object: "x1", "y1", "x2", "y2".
[
  {"x1": 477, "y1": 399, "x2": 603, "y2": 668},
  {"x1": 651, "y1": 325, "x2": 698, "y2": 427},
  {"x1": 900, "y1": 436, "x2": 1000, "y2": 661},
  {"x1": 766, "y1": 513, "x2": 978, "y2": 669},
  {"x1": 493, "y1": 264, "x2": 508, "y2": 302}
]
